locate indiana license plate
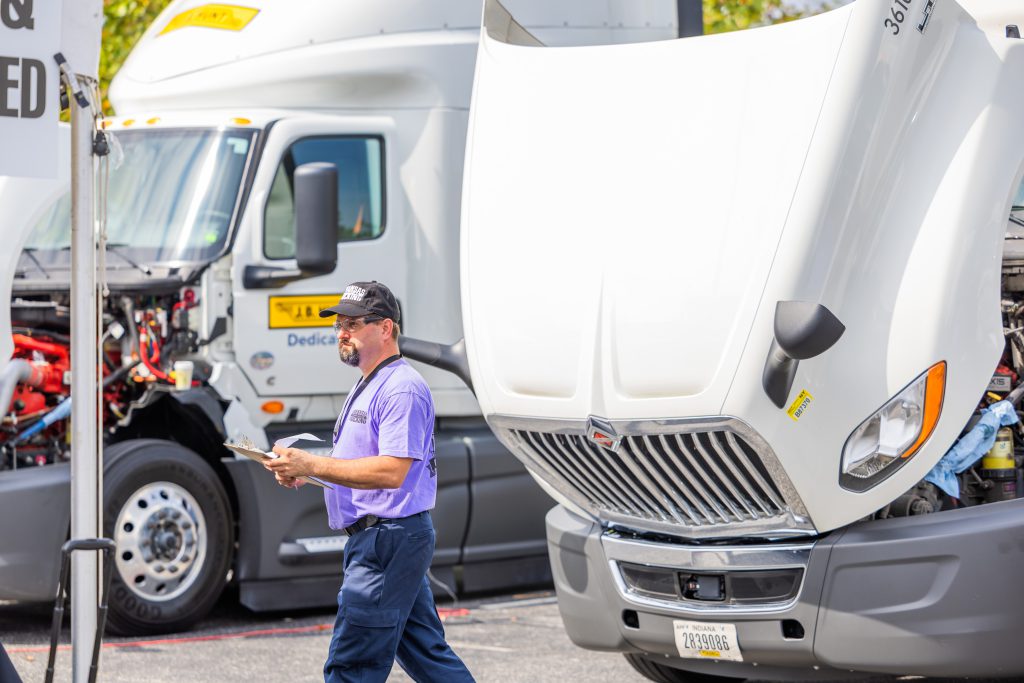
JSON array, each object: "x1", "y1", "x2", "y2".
[{"x1": 672, "y1": 620, "x2": 743, "y2": 662}]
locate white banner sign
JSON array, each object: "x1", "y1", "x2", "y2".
[{"x1": 0, "y1": 0, "x2": 61, "y2": 179}]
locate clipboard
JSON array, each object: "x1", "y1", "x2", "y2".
[{"x1": 224, "y1": 440, "x2": 335, "y2": 490}]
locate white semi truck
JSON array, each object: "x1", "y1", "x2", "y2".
[
  {"x1": 0, "y1": 0, "x2": 683, "y2": 635},
  {"x1": 451, "y1": 0, "x2": 1024, "y2": 680}
]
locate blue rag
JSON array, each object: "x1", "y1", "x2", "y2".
[{"x1": 925, "y1": 400, "x2": 1019, "y2": 498}]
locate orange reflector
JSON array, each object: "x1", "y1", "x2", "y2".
[
  {"x1": 262, "y1": 401, "x2": 285, "y2": 414},
  {"x1": 231, "y1": 117, "x2": 252, "y2": 125},
  {"x1": 146, "y1": 117, "x2": 161, "y2": 125},
  {"x1": 101, "y1": 120, "x2": 112, "y2": 129},
  {"x1": 901, "y1": 361, "x2": 946, "y2": 459},
  {"x1": 122, "y1": 119, "x2": 135, "y2": 127}
]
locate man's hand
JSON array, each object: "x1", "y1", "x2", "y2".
[
  {"x1": 264, "y1": 446, "x2": 318, "y2": 487},
  {"x1": 273, "y1": 472, "x2": 306, "y2": 490}
]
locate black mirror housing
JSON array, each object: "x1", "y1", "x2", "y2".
[
  {"x1": 294, "y1": 162, "x2": 338, "y2": 276},
  {"x1": 762, "y1": 301, "x2": 845, "y2": 408}
]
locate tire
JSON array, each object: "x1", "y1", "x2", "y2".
[
  {"x1": 624, "y1": 653, "x2": 746, "y2": 683},
  {"x1": 102, "y1": 439, "x2": 233, "y2": 635}
]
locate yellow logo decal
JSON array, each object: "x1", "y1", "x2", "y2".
[
  {"x1": 160, "y1": 4, "x2": 259, "y2": 35},
  {"x1": 268, "y1": 295, "x2": 340, "y2": 329},
  {"x1": 787, "y1": 390, "x2": 813, "y2": 421}
]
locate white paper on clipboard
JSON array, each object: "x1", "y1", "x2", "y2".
[{"x1": 225, "y1": 433, "x2": 335, "y2": 489}]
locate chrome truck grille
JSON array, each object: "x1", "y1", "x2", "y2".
[{"x1": 490, "y1": 416, "x2": 813, "y2": 539}]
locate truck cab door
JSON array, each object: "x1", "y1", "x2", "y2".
[{"x1": 231, "y1": 116, "x2": 400, "y2": 399}]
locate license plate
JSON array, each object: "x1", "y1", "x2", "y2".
[{"x1": 673, "y1": 620, "x2": 743, "y2": 662}]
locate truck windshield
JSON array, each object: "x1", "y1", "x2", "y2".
[{"x1": 24, "y1": 128, "x2": 257, "y2": 267}]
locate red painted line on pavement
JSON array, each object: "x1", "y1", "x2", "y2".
[
  {"x1": 10, "y1": 608, "x2": 473, "y2": 654},
  {"x1": 8, "y1": 623, "x2": 333, "y2": 654}
]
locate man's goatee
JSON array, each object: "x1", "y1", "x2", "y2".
[{"x1": 339, "y1": 345, "x2": 360, "y2": 367}]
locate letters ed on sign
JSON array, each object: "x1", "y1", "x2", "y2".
[
  {"x1": 0, "y1": 0, "x2": 60, "y2": 179},
  {"x1": 0, "y1": 56, "x2": 45, "y2": 119}
]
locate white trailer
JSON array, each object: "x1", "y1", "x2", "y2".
[{"x1": 457, "y1": 0, "x2": 1024, "y2": 679}]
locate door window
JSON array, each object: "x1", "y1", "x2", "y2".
[{"x1": 264, "y1": 136, "x2": 384, "y2": 259}]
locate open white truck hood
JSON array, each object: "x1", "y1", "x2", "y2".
[
  {"x1": 462, "y1": 0, "x2": 1024, "y2": 533},
  {"x1": 0, "y1": 126, "x2": 71, "y2": 367}
]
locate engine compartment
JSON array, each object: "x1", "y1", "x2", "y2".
[{"x1": 0, "y1": 287, "x2": 203, "y2": 471}]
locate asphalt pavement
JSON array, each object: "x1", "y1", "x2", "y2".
[{"x1": 0, "y1": 591, "x2": 1007, "y2": 682}]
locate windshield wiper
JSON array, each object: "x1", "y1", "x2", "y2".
[
  {"x1": 57, "y1": 243, "x2": 154, "y2": 276},
  {"x1": 103, "y1": 243, "x2": 152, "y2": 276},
  {"x1": 1010, "y1": 215, "x2": 1024, "y2": 229},
  {"x1": 19, "y1": 248, "x2": 50, "y2": 279}
]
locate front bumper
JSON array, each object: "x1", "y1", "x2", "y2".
[
  {"x1": 547, "y1": 499, "x2": 1024, "y2": 679},
  {"x1": 0, "y1": 464, "x2": 70, "y2": 602}
]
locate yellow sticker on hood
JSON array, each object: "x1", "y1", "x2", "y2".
[
  {"x1": 160, "y1": 4, "x2": 259, "y2": 35},
  {"x1": 787, "y1": 390, "x2": 813, "y2": 421}
]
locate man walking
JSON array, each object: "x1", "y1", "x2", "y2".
[{"x1": 265, "y1": 281, "x2": 474, "y2": 683}]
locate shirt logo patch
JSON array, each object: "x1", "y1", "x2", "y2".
[
  {"x1": 349, "y1": 409, "x2": 368, "y2": 424},
  {"x1": 341, "y1": 285, "x2": 367, "y2": 302},
  {"x1": 427, "y1": 457, "x2": 437, "y2": 478}
]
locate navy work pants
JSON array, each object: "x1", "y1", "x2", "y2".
[{"x1": 324, "y1": 511, "x2": 474, "y2": 683}]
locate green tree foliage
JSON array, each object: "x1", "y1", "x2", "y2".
[
  {"x1": 704, "y1": 0, "x2": 807, "y2": 33},
  {"x1": 100, "y1": 0, "x2": 172, "y2": 113}
]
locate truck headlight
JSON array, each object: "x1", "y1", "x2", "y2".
[{"x1": 840, "y1": 362, "x2": 946, "y2": 492}]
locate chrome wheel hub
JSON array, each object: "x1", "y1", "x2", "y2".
[{"x1": 113, "y1": 481, "x2": 208, "y2": 602}]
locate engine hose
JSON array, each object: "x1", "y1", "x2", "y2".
[
  {"x1": 13, "y1": 334, "x2": 70, "y2": 362},
  {"x1": 120, "y1": 297, "x2": 139, "y2": 358},
  {"x1": 0, "y1": 359, "x2": 44, "y2": 416},
  {"x1": 100, "y1": 325, "x2": 116, "y2": 369},
  {"x1": 12, "y1": 327, "x2": 71, "y2": 344},
  {"x1": 1007, "y1": 381, "x2": 1024, "y2": 408},
  {"x1": 149, "y1": 324, "x2": 162, "y2": 364},
  {"x1": 12, "y1": 360, "x2": 141, "y2": 444},
  {"x1": 139, "y1": 336, "x2": 169, "y2": 381},
  {"x1": 104, "y1": 359, "x2": 141, "y2": 387},
  {"x1": 14, "y1": 396, "x2": 72, "y2": 443}
]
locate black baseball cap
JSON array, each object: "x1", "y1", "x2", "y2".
[{"x1": 319, "y1": 281, "x2": 401, "y2": 325}]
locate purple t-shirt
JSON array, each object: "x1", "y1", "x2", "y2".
[{"x1": 325, "y1": 358, "x2": 437, "y2": 529}]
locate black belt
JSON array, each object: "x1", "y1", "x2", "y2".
[
  {"x1": 343, "y1": 514, "x2": 382, "y2": 537},
  {"x1": 342, "y1": 511, "x2": 427, "y2": 537}
]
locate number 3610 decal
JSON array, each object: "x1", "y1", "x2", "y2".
[
  {"x1": 885, "y1": 0, "x2": 936, "y2": 36},
  {"x1": 883, "y1": 0, "x2": 912, "y2": 36}
]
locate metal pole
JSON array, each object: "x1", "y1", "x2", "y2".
[{"x1": 69, "y1": 78, "x2": 99, "y2": 683}]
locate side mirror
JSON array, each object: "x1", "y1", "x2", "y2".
[
  {"x1": 294, "y1": 162, "x2": 338, "y2": 276},
  {"x1": 242, "y1": 162, "x2": 339, "y2": 289},
  {"x1": 399, "y1": 336, "x2": 474, "y2": 394},
  {"x1": 762, "y1": 301, "x2": 845, "y2": 408}
]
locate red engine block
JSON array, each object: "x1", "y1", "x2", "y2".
[
  {"x1": 10, "y1": 334, "x2": 71, "y2": 416},
  {"x1": 8, "y1": 334, "x2": 127, "y2": 424}
]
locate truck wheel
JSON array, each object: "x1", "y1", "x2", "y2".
[
  {"x1": 102, "y1": 439, "x2": 233, "y2": 635},
  {"x1": 623, "y1": 654, "x2": 746, "y2": 683}
]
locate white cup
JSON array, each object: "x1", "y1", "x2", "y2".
[{"x1": 173, "y1": 361, "x2": 194, "y2": 391}]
